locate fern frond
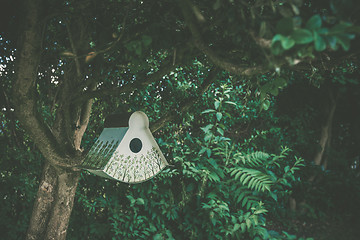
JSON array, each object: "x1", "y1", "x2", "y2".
[
  {"x1": 230, "y1": 167, "x2": 273, "y2": 192},
  {"x1": 235, "y1": 152, "x2": 270, "y2": 167}
]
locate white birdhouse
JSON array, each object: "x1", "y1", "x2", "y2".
[{"x1": 81, "y1": 111, "x2": 168, "y2": 183}]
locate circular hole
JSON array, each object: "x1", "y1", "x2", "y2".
[{"x1": 129, "y1": 138, "x2": 142, "y2": 153}]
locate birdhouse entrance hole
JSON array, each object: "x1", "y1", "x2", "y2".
[{"x1": 130, "y1": 138, "x2": 142, "y2": 153}]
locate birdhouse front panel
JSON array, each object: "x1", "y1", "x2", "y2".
[
  {"x1": 82, "y1": 111, "x2": 168, "y2": 183},
  {"x1": 81, "y1": 128, "x2": 128, "y2": 169}
]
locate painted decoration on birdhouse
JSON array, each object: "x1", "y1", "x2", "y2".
[{"x1": 81, "y1": 111, "x2": 168, "y2": 183}]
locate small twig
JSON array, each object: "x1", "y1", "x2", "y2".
[
  {"x1": 65, "y1": 21, "x2": 82, "y2": 77},
  {"x1": 94, "y1": 11, "x2": 129, "y2": 56},
  {"x1": 173, "y1": 48, "x2": 177, "y2": 66}
]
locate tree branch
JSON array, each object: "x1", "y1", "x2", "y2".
[
  {"x1": 13, "y1": 0, "x2": 78, "y2": 168},
  {"x1": 180, "y1": 0, "x2": 270, "y2": 76},
  {"x1": 73, "y1": 84, "x2": 96, "y2": 150},
  {"x1": 94, "y1": 11, "x2": 128, "y2": 56},
  {"x1": 72, "y1": 60, "x2": 177, "y2": 103},
  {"x1": 61, "y1": 10, "x2": 129, "y2": 63}
]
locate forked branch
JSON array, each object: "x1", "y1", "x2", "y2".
[{"x1": 13, "y1": 0, "x2": 77, "y2": 168}]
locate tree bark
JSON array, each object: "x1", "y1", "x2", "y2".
[
  {"x1": 26, "y1": 164, "x2": 80, "y2": 240},
  {"x1": 26, "y1": 163, "x2": 57, "y2": 239},
  {"x1": 44, "y1": 170, "x2": 80, "y2": 240}
]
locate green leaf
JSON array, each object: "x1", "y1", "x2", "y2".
[
  {"x1": 239, "y1": 172, "x2": 247, "y2": 182},
  {"x1": 211, "y1": 216, "x2": 217, "y2": 226},
  {"x1": 280, "y1": 36, "x2": 295, "y2": 50},
  {"x1": 204, "y1": 133, "x2": 213, "y2": 142},
  {"x1": 274, "y1": 77, "x2": 287, "y2": 88},
  {"x1": 125, "y1": 40, "x2": 143, "y2": 55},
  {"x1": 233, "y1": 223, "x2": 241, "y2": 232},
  {"x1": 225, "y1": 101, "x2": 237, "y2": 106},
  {"x1": 154, "y1": 233, "x2": 163, "y2": 240},
  {"x1": 269, "y1": 191, "x2": 278, "y2": 201},
  {"x1": 259, "y1": 21, "x2": 267, "y2": 37},
  {"x1": 314, "y1": 31, "x2": 326, "y2": 51},
  {"x1": 201, "y1": 109, "x2": 216, "y2": 114},
  {"x1": 240, "y1": 223, "x2": 246, "y2": 233},
  {"x1": 306, "y1": 14, "x2": 322, "y2": 30},
  {"x1": 207, "y1": 149, "x2": 212, "y2": 157},
  {"x1": 326, "y1": 36, "x2": 338, "y2": 50},
  {"x1": 243, "y1": 175, "x2": 252, "y2": 185},
  {"x1": 208, "y1": 159, "x2": 218, "y2": 168},
  {"x1": 271, "y1": 41, "x2": 284, "y2": 55},
  {"x1": 261, "y1": 82, "x2": 272, "y2": 93},
  {"x1": 291, "y1": 29, "x2": 314, "y2": 44},
  {"x1": 297, "y1": 46, "x2": 315, "y2": 58},
  {"x1": 317, "y1": 28, "x2": 329, "y2": 35},
  {"x1": 199, "y1": 147, "x2": 207, "y2": 155},
  {"x1": 245, "y1": 218, "x2": 252, "y2": 229},
  {"x1": 269, "y1": 88, "x2": 279, "y2": 96},
  {"x1": 254, "y1": 207, "x2": 266, "y2": 215},
  {"x1": 214, "y1": 101, "x2": 221, "y2": 110},
  {"x1": 262, "y1": 100, "x2": 270, "y2": 111},
  {"x1": 217, "y1": 127, "x2": 224, "y2": 136},
  {"x1": 336, "y1": 34, "x2": 351, "y2": 51},
  {"x1": 272, "y1": 34, "x2": 284, "y2": 43},
  {"x1": 330, "y1": 22, "x2": 353, "y2": 34},
  {"x1": 201, "y1": 124, "x2": 213, "y2": 133},
  {"x1": 216, "y1": 112, "x2": 223, "y2": 121}
]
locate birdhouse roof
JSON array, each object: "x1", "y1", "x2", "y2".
[{"x1": 104, "y1": 112, "x2": 132, "y2": 128}]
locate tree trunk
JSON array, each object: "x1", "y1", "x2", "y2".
[
  {"x1": 292, "y1": 85, "x2": 338, "y2": 211},
  {"x1": 26, "y1": 164, "x2": 80, "y2": 240},
  {"x1": 26, "y1": 163, "x2": 57, "y2": 239},
  {"x1": 43, "y1": 169, "x2": 80, "y2": 240},
  {"x1": 309, "y1": 86, "x2": 338, "y2": 181}
]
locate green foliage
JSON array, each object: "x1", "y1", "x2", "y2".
[
  {"x1": 259, "y1": 76, "x2": 288, "y2": 111},
  {"x1": 272, "y1": 14, "x2": 357, "y2": 57},
  {"x1": 231, "y1": 166, "x2": 273, "y2": 192},
  {"x1": 0, "y1": 113, "x2": 42, "y2": 239}
]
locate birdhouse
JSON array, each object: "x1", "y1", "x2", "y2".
[{"x1": 81, "y1": 111, "x2": 168, "y2": 183}]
